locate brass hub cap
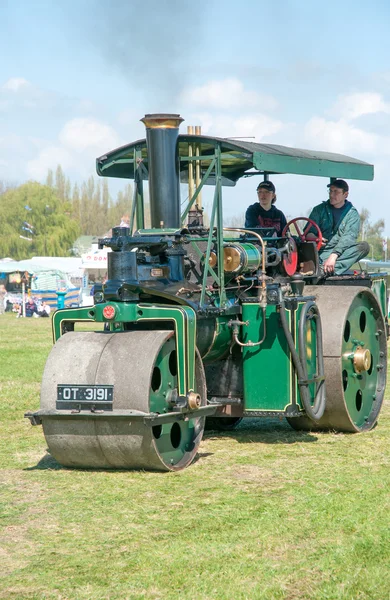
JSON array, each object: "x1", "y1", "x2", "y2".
[
  {"x1": 353, "y1": 347, "x2": 372, "y2": 373},
  {"x1": 187, "y1": 392, "x2": 201, "y2": 409}
]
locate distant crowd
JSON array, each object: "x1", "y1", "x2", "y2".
[
  {"x1": 0, "y1": 284, "x2": 52, "y2": 318},
  {"x1": 16, "y1": 297, "x2": 51, "y2": 318}
]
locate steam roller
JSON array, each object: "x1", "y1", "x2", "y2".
[{"x1": 26, "y1": 112, "x2": 388, "y2": 471}]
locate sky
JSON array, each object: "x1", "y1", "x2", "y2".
[{"x1": 1, "y1": 0, "x2": 390, "y2": 235}]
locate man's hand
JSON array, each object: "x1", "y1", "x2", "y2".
[{"x1": 323, "y1": 253, "x2": 338, "y2": 274}]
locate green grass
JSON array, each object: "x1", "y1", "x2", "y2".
[{"x1": 1, "y1": 312, "x2": 390, "y2": 599}]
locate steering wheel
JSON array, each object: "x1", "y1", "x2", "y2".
[{"x1": 282, "y1": 217, "x2": 323, "y2": 251}]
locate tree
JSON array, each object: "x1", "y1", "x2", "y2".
[
  {"x1": 43, "y1": 166, "x2": 137, "y2": 236},
  {"x1": 55, "y1": 165, "x2": 66, "y2": 202},
  {"x1": 0, "y1": 182, "x2": 80, "y2": 259},
  {"x1": 72, "y1": 183, "x2": 81, "y2": 222},
  {"x1": 46, "y1": 169, "x2": 54, "y2": 188},
  {"x1": 358, "y1": 207, "x2": 386, "y2": 261}
]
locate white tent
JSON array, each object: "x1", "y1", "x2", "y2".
[{"x1": 31, "y1": 256, "x2": 84, "y2": 279}]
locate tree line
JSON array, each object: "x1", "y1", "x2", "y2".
[
  {"x1": 0, "y1": 165, "x2": 388, "y2": 261},
  {"x1": 0, "y1": 165, "x2": 135, "y2": 259}
]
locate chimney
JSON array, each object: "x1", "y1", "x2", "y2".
[{"x1": 140, "y1": 113, "x2": 184, "y2": 229}]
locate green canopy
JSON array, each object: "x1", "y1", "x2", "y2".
[{"x1": 96, "y1": 135, "x2": 374, "y2": 186}]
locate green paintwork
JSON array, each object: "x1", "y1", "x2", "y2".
[
  {"x1": 242, "y1": 303, "x2": 292, "y2": 411},
  {"x1": 370, "y1": 277, "x2": 387, "y2": 318},
  {"x1": 149, "y1": 336, "x2": 202, "y2": 465},
  {"x1": 52, "y1": 302, "x2": 197, "y2": 396},
  {"x1": 252, "y1": 153, "x2": 373, "y2": 181},
  {"x1": 227, "y1": 243, "x2": 261, "y2": 273},
  {"x1": 341, "y1": 293, "x2": 384, "y2": 428},
  {"x1": 201, "y1": 316, "x2": 232, "y2": 363},
  {"x1": 52, "y1": 306, "x2": 94, "y2": 343},
  {"x1": 242, "y1": 301, "x2": 321, "y2": 413}
]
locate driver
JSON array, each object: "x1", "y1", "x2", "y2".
[
  {"x1": 245, "y1": 181, "x2": 287, "y2": 236},
  {"x1": 307, "y1": 179, "x2": 369, "y2": 275}
]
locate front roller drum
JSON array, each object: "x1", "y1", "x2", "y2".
[
  {"x1": 40, "y1": 330, "x2": 206, "y2": 471},
  {"x1": 288, "y1": 286, "x2": 387, "y2": 432}
]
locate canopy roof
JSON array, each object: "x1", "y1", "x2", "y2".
[
  {"x1": 0, "y1": 258, "x2": 82, "y2": 278},
  {"x1": 96, "y1": 134, "x2": 374, "y2": 186},
  {"x1": 0, "y1": 260, "x2": 52, "y2": 274}
]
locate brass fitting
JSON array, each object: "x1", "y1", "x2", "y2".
[
  {"x1": 187, "y1": 392, "x2": 201, "y2": 410},
  {"x1": 353, "y1": 347, "x2": 372, "y2": 373}
]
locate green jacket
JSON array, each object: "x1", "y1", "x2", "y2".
[{"x1": 308, "y1": 200, "x2": 361, "y2": 257}]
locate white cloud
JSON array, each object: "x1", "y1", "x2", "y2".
[
  {"x1": 2, "y1": 77, "x2": 31, "y2": 92},
  {"x1": 24, "y1": 118, "x2": 123, "y2": 181},
  {"x1": 59, "y1": 118, "x2": 121, "y2": 153},
  {"x1": 27, "y1": 146, "x2": 75, "y2": 180},
  {"x1": 180, "y1": 78, "x2": 278, "y2": 111},
  {"x1": 304, "y1": 117, "x2": 381, "y2": 155},
  {"x1": 329, "y1": 92, "x2": 390, "y2": 121}
]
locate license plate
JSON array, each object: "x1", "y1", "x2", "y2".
[{"x1": 57, "y1": 384, "x2": 113, "y2": 410}]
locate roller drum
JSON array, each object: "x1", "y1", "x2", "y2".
[
  {"x1": 287, "y1": 286, "x2": 387, "y2": 432},
  {"x1": 40, "y1": 330, "x2": 206, "y2": 470}
]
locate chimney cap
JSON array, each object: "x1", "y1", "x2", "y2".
[{"x1": 141, "y1": 114, "x2": 184, "y2": 129}]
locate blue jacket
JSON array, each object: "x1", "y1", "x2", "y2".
[
  {"x1": 245, "y1": 203, "x2": 287, "y2": 236},
  {"x1": 308, "y1": 200, "x2": 360, "y2": 256}
]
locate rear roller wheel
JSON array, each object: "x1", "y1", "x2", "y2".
[
  {"x1": 40, "y1": 330, "x2": 206, "y2": 471},
  {"x1": 287, "y1": 287, "x2": 387, "y2": 432}
]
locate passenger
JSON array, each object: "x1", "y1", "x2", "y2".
[
  {"x1": 245, "y1": 181, "x2": 287, "y2": 236},
  {"x1": 307, "y1": 179, "x2": 369, "y2": 276}
]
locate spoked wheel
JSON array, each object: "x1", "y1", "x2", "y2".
[
  {"x1": 282, "y1": 217, "x2": 323, "y2": 250},
  {"x1": 287, "y1": 287, "x2": 387, "y2": 432},
  {"x1": 40, "y1": 330, "x2": 206, "y2": 471},
  {"x1": 205, "y1": 416, "x2": 242, "y2": 431}
]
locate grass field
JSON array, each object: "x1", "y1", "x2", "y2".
[{"x1": 1, "y1": 312, "x2": 390, "y2": 600}]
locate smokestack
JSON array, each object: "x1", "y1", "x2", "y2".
[{"x1": 141, "y1": 113, "x2": 184, "y2": 229}]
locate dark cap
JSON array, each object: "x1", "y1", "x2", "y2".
[
  {"x1": 257, "y1": 180, "x2": 275, "y2": 193},
  {"x1": 327, "y1": 179, "x2": 349, "y2": 192}
]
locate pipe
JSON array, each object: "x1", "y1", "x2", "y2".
[
  {"x1": 278, "y1": 290, "x2": 326, "y2": 421},
  {"x1": 187, "y1": 126, "x2": 194, "y2": 204},
  {"x1": 229, "y1": 313, "x2": 267, "y2": 347},
  {"x1": 195, "y1": 125, "x2": 202, "y2": 209}
]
